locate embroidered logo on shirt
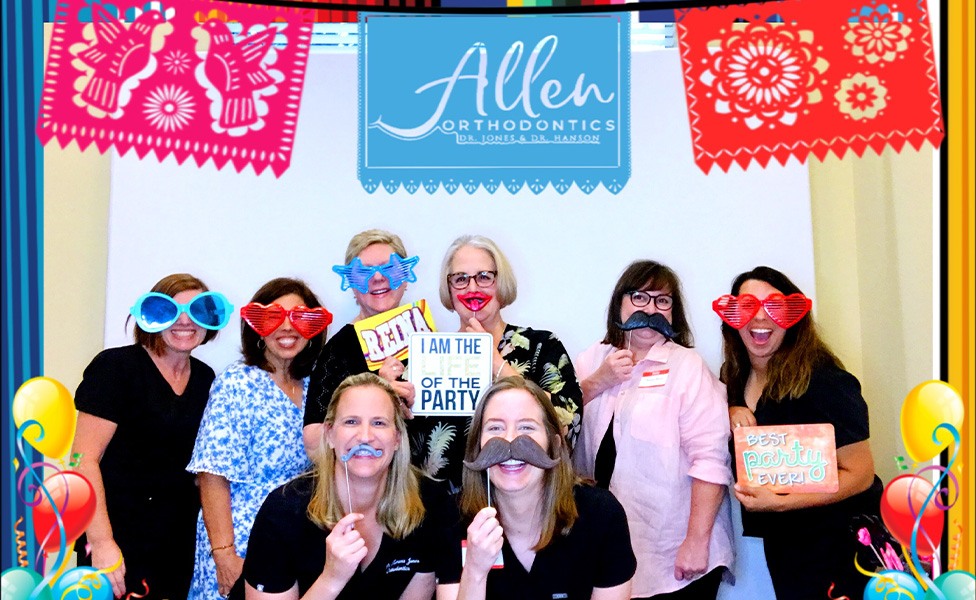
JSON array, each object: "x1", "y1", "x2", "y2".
[{"x1": 386, "y1": 557, "x2": 420, "y2": 574}]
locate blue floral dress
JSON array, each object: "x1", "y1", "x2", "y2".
[{"x1": 186, "y1": 361, "x2": 312, "y2": 599}]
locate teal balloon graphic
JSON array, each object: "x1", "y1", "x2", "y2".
[
  {"x1": 51, "y1": 567, "x2": 112, "y2": 600},
  {"x1": 863, "y1": 570, "x2": 925, "y2": 600},
  {"x1": 0, "y1": 567, "x2": 52, "y2": 600},
  {"x1": 924, "y1": 570, "x2": 976, "y2": 600}
]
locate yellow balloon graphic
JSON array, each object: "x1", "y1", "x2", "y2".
[
  {"x1": 900, "y1": 380, "x2": 964, "y2": 462},
  {"x1": 11, "y1": 377, "x2": 77, "y2": 459}
]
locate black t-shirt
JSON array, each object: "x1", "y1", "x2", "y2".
[
  {"x1": 244, "y1": 475, "x2": 462, "y2": 597},
  {"x1": 738, "y1": 365, "x2": 883, "y2": 537},
  {"x1": 306, "y1": 324, "x2": 397, "y2": 426},
  {"x1": 73, "y1": 344, "x2": 215, "y2": 595},
  {"x1": 452, "y1": 485, "x2": 636, "y2": 600}
]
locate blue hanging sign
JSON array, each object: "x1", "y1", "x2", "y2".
[{"x1": 359, "y1": 14, "x2": 631, "y2": 195}]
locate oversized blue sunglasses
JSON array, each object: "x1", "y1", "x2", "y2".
[
  {"x1": 130, "y1": 291, "x2": 234, "y2": 333},
  {"x1": 332, "y1": 254, "x2": 420, "y2": 294}
]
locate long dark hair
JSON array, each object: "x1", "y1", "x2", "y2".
[
  {"x1": 241, "y1": 277, "x2": 326, "y2": 379},
  {"x1": 603, "y1": 260, "x2": 693, "y2": 348},
  {"x1": 720, "y1": 266, "x2": 842, "y2": 406}
]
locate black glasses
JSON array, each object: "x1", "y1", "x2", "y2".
[
  {"x1": 626, "y1": 290, "x2": 674, "y2": 310},
  {"x1": 447, "y1": 271, "x2": 497, "y2": 290}
]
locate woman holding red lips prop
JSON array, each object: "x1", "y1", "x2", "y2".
[
  {"x1": 412, "y1": 235, "x2": 582, "y2": 491},
  {"x1": 187, "y1": 277, "x2": 331, "y2": 598},
  {"x1": 716, "y1": 266, "x2": 883, "y2": 600}
]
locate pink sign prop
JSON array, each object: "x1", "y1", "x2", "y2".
[
  {"x1": 734, "y1": 424, "x2": 839, "y2": 494},
  {"x1": 37, "y1": 0, "x2": 313, "y2": 177}
]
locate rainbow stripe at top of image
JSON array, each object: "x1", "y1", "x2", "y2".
[{"x1": 437, "y1": 0, "x2": 624, "y2": 6}]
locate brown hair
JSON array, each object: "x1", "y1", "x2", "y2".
[
  {"x1": 720, "y1": 266, "x2": 843, "y2": 406},
  {"x1": 307, "y1": 373, "x2": 424, "y2": 539},
  {"x1": 241, "y1": 277, "x2": 327, "y2": 380},
  {"x1": 460, "y1": 377, "x2": 578, "y2": 551},
  {"x1": 131, "y1": 273, "x2": 218, "y2": 355},
  {"x1": 603, "y1": 260, "x2": 694, "y2": 348}
]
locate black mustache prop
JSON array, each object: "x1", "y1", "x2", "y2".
[
  {"x1": 463, "y1": 435, "x2": 560, "y2": 471},
  {"x1": 616, "y1": 311, "x2": 676, "y2": 340}
]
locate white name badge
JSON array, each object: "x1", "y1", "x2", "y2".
[
  {"x1": 639, "y1": 369, "x2": 669, "y2": 388},
  {"x1": 461, "y1": 540, "x2": 504, "y2": 569}
]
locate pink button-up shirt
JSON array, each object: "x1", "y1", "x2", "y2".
[{"x1": 573, "y1": 341, "x2": 735, "y2": 597}]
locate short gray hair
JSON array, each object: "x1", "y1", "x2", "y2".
[{"x1": 439, "y1": 235, "x2": 517, "y2": 310}]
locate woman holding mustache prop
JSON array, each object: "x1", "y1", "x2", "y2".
[
  {"x1": 439, "y1": 377, "x2": 635, "y2": 600},
  {"x1": 243, "y1": 373, "x2": 460, "y2": 599},
  {"x1": 415, "y1": 235, "x2": 582, "y2": 491},
  {"x1": 573, "y1": 261, "x2": 734, "y2": 600}
]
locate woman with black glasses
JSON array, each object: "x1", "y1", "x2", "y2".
[
  {"x1": 410, "y1": 235, "x2": 583, "y2": 492},
  {"x1": 573, "y1": 260, "x2": 734, "y2": 600}
]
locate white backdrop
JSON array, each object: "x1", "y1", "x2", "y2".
[{"x1": 106, "y1": 48, "x2": 814, "y2": 599}]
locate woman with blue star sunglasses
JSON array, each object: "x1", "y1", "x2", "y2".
[
  {"x1": 130, "y1": 290, "x2": 234, "y2": 333},
  {"x1": 71, "y1": 273, "x2": 222, "y2": 599},
  {"x1": 305, "y1": 229, "x2": 419, "y2": 460}
]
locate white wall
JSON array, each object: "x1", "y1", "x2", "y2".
[{"x1": 106, "y1": 49, "x2": 813, "y2": 599}]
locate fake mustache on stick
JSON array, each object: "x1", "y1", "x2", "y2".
[
  {"x1": 616, "y1": 311, "x2": 676, "y2": 340},
  {"x1": 463, "y1": 435, "x2": 560, "y2": 471},
  {"x1": 340, "y1": 443, "x2": 383, "y2": 462}
]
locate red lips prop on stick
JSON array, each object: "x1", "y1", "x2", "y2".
[
  {"x1": 713, "y1": 293, "x2": 811, "y2": 329},
  {"x1": 241, "y1": 302, "x2": 333, "y2": 339},
  {"x1": 457, "y1": 292, "x2": 492, "y2": 312}
]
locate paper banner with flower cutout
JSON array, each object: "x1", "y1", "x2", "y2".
[
  {"x1": 676, "y1": 0, "x2": 944, "y2": 173},
  {"x1": 36, "y1": 0, "x2": 313, "y2": 177}
]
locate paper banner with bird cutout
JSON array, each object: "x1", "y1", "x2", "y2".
[{"x1": 36, "y1": 0, "x2": 313, "y2": 177}]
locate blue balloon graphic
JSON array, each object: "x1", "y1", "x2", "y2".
[
  {"x1": 0, "y1": 567, "x2": 52, "y2": 600},
  {"x1": 924, "y1": 570, "x2": 976, "y2": 600},
  {"x1": 51, "y1": 567, "x2": 112, "y2": 600},
  {"x1": 864, "y1": 569, "x2": 925, "y2": 600}
]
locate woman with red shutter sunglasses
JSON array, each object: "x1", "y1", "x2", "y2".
[
  {"x1": 717, "y1": 266, "x2": 883, "y2": 600},
  {"x1": 187, "y1": 277, "x2": 332, "y2": 599}
]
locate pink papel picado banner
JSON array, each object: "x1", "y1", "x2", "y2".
[
  {"x1": 37, "y1": 0, "x2": 314, "y2": 177},
  {"x1": 676, "y1": 0, "x2": 944, "y2": 173}
]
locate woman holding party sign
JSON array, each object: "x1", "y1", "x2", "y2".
[
  {"x1": 574, "y1": 260, "x2": 734, "y2": 599},
  {"x1": 73, "y1": 273, "x2": 231, "y2": 599},
  {"x1": 304, "y1": 230, "x2": 420, "y2": 457},
  {"x1": 419, "y1": 234, "x2": 582, "y2": 490},
  {"x1": 717, "y1": 266, "x2": 882, "y2": 599},
  {"x1": 441, "y1": 377, "x2": 636, "y2": 600},
  {"x1": 243, "y1": 373, "x2": 461, "y2": 599},
  {"x1": 187, "y1": 278, "x2": 331, "y2": 598}
]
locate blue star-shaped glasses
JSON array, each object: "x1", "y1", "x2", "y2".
[{"x1": 332, "y1": 254, "x2": 419, "y2": 294}]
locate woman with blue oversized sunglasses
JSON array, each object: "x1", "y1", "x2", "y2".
[{"x1": 71, "y1": 273, "x2": 227, "y2": 600}]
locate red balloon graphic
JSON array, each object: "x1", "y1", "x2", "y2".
[
  {"x1": 32, "y1": 470, "x2": 96, "y2": 552},
  {"x1": 880, "y1": 474, "x2": 944, "y2": 557}
]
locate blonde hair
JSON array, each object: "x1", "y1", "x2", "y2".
[
  {"x1": 344, "y1": 229, "x2": 408, "y2": 264},
  {"x1": 439, "y1": 235, "x2": 518, "y2": 311},
  {"x1": 307, "y1": 373, "x2": 424, "y2": 539},
  {"x1": 460, "y1": 377, "x2": 578, "y2": 551}
]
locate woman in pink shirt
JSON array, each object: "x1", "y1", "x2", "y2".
[{"x1": 573, "y1": 260, "x2": 734, "y2": 599}]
